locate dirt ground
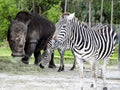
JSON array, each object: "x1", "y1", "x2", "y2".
[{"x1": 0, "y1": 64, "x2": 120, "y2": 90}]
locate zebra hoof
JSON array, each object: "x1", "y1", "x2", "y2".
[
  {"x1": 58, "y1": 67, "x2": 64, "y2": 72},
  {"x1": 103, "y1": 87, "x2": 107, "y2": 90},
  {"x1": 70, "y1": 66, "x2": 75, "y2": 71},
  {"x1": 81, "y1": 87, "x2": 83, "y2": 90},
  {"x1": 91, "y1": 84, "x2": 94, "y2": 88},
  {"x1": 58, "y1": 67, "x2": 62, "y2": 72},
  {"x1": 49, "y1": 64, "x2": 56, "y2": 68},
  {"x1": 39, "y1": 64, "x2": 44, "y2": 69}
]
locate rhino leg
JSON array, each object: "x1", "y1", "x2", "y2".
[
  {"x1": 48, "y1": 52, "x2": 56, "y2": 68},
  {"x1": 34, "y1": 51, "x2": 41, "y2": 65},
  {"x1": 21, "y1": 43, "x2": 36, "y2": 64}
]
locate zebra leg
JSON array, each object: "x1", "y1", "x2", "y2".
[
  {"x1": 90, "y1": 60, "x2": 99, "y2": 89},
  {"x1": 34, "y1": 51, "x2": 41, "y2": 65},
  {"x1": 75, "y1": 56, "x2": 84, "y2": 90},
  {"x1": 70, "y1": 50, "x2": 76, "y2": 70},
  {"x1": 102, "y1": 58, "x2": 109, "y2": 90},
  {"x1": 58, "y1": 49, "x2": 65, "y2": 72},
  {"x1": 70, "y1": 59, "x2": 76, "y2": 70},
  {"x1": 49, "y1": 52, "x2": 56, "y2": 68}
]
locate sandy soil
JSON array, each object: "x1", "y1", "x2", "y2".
[{"x1": 0, "y1": 65, "x2": 120, "y2": 90}]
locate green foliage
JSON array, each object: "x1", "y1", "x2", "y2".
[
  {"x1": 0, "y1": 0, "x2": 19, "y2": 41},
  {"x1": 113, "y1": 1, "x2": 120, "y2": 24},
  {"x1": 67, "y1": 0, "x2": 90, "y2": 22},
  {"x1": 0, "y1": 0, "x2": 120, "y2": 41},
  {"x1": 67, "y1": 0, "x2": 120, "y2": 24},
  {"x1": 0, "y1": 0, "x2": 62, "y2": 41},
  {"x1": 43, "y1": 2, "x2": 62, "y2": 23}
]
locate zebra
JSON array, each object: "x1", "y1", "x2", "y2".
[
  {"x1": 50, "y1": 13, "x2": 117, "y2": 90},
  {"x1": 55, "y1": 13, "x2": 77, "y2": 72},
  {"x1": 40, "y1": 13, "x2": 77, "y2": 71},
  {"x1": 57, "y1": 39, "x2": 76, "y2": 72},
  {"x1": 55, "y1": 14, "x2": 103, "y2": 72},
  {"x1": 57, "y1": 21, "x2": 104, "y2": 72},
  {"x1": 40, "y1": 36, "x2": 76, "y2": 71}
]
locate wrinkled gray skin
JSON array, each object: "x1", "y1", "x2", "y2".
[{"x1": 8, "y1": 20, "x2": 28, "y2": 57}]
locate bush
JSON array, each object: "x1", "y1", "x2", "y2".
[
  {"x1": 43, "y1": 2, "x2": 62, "y2": 24},
  {"x1": 0, "y1": 0, "x2": 19, "y2": 41}
]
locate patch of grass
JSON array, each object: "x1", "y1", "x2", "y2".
[
  {"x1": 0, "y1": 58, "x2": 42, "y2": 74},
  {"x1": 0, "y1": 47, "x2": 11, "y2": 56},
  {"x1": 0, "y1": 43, "x2": 118, "y2": 67}
]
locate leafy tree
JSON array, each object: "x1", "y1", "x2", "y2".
[
  {"x1": 43, "y1": 2, "x2": 62, "y2": 24},
  {"x1": 0, "y1": 0, "x2": 19, "y2": 41},
  {"x1": 0, "y1": 0, "x2": 120, "y2": 41},
  {"x1": 66, "y1": 0, "x2": 120, "y2": 24},
  {"x1": 113, "y1": 1, "x2": 120, "y2": 24},
  {"x1": 0, "y1": 0, "x2": 62, "y2": 41},
  {"x1": 15, "y1": 0, "x2": 62, "y2": 23}
]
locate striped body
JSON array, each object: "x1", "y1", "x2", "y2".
[
  {"x1": 54, "y1": 18, "x2": 117, "y2": 61},
  {"x1": 53, "y1": 13, "x2": 117, "y2": 89},
  {"x1": 46, "y1": 37, "x2": 76, "y2": 71}
]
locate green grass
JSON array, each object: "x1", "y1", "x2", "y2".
[
  {"x1": 0, "y1": 47, "x2": 11, "y2": 56},
  {"x1": 0, "y1": 58, "x2": 42, "y2": 74},
  {"x1": 0, "y1": 43, "x2": 119, "y2": 74},
  {"x1": 0, "y1": 43, "x2": 118, "y2": 66}
]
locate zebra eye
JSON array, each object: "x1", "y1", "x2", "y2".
[{"x1": 62, "y1": 25, "x2": 66, "y2": 28}]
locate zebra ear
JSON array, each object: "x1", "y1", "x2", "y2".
[{"x1": 67, "y1": 13, "x2": 75, "y2": 20}]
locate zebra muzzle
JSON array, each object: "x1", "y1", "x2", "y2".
[{"x1": 53, "y1": 40, "x2": 61, "y2": 48}]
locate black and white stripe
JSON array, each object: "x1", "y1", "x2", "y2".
[
  {"x1": 41, "y1": 36, "x2": 76, "y2": 71},
  {"x1": 52, "y1": 13, "x2": 117, "y2": 89},
  {"x1": 54, "y1": 16, "x2": 117, "y2": 61}
]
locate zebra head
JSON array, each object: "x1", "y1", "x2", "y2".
[
  {"x1": 39, "y1": 49, "x2": 52, "y2": 67},
  {"x1": 52, "y1": 13, "x2": 75, "y2": 48}
]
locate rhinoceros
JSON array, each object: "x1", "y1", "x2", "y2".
[{"x1": 7, "y1": 11, "x2": 56, "y2": 68}]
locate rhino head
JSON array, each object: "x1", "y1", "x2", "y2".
[{"x1": 8, "y1": 20, "x2": 30, "y2": 57}]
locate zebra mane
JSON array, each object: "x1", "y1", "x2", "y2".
[
  {"x1": 91, "y1": 23, "x2": 103, "y2": 30},
  {"x1": 57, "y1": 13, "x2": 89, "y2": 34},
  {"x1": 62, "y1": 12, "x2": 70, "y2": 19},
  {"x1": 81, "y1": 21, "x2": 88, "y2": 28},
  {"x1": 70, "y1": 17, "x2": 88, "y2": 30}
]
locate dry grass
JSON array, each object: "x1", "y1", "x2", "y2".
[{"x1": 0, "y1": 58, "x2": 42, "y2": 74}]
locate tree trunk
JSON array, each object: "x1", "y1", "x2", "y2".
[
  {"x1": 100, "y1": 0, "x2": 104, "y2": 24},
  {"x1": 111, "y1": 0, "x2": 113, "y2": 27},
  {"x1": 32, "y1": 0, "x2": 35, "y2": 13},
  {"x1": 64, "y1": 0, "x2": 68, "y2": 13},
  {"x1": 89, "y1": 0, "x2": 92, "y2": 28}
]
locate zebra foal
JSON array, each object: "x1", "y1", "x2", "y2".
[
  {"x1": 51, "y1": 13, "x2": 117, "y2": 90},
  {"x1": 40, "y1": 39, "x2": 76, "y2": 71},
  {"x1": 55, "y1": 13, "x2": 76, "y2": 72},
  {"x1": 40, "y1": 13, "x2": 76, "y2": 71}
]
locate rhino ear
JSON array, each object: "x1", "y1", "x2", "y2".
[{"x1": 67, "y1": 13, "x2": 75, "y2": 20}]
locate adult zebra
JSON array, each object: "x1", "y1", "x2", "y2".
[{"x1": 41, "y1": 13, "x2": 117, "y2": 90}]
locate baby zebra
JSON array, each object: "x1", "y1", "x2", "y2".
[
  {"x1": 54, "y1": 13, "x2": 76, "y2": 72},
  {"x1": 40, "y1": 39, "x2": 76, "y2": 72}
]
